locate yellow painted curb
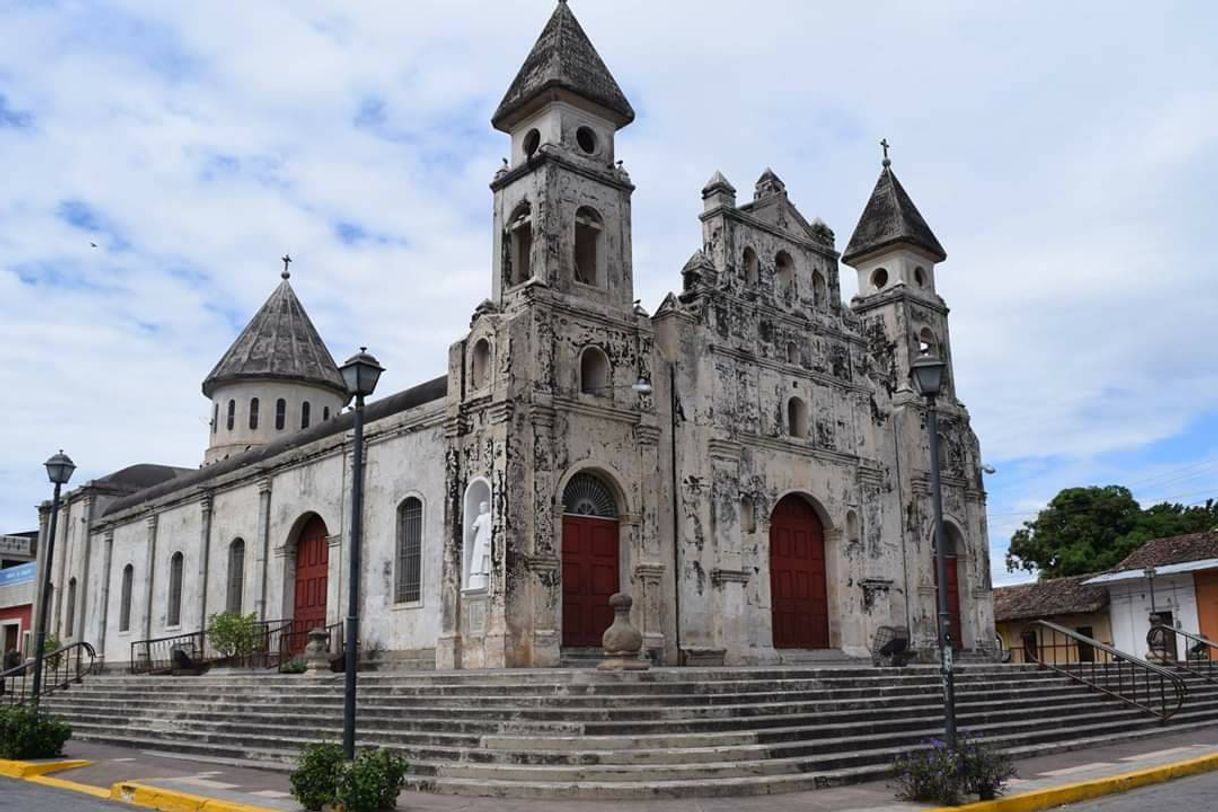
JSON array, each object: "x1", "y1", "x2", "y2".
[
  {"x1": 930, "y1": 751, "x2": 1218, "y2": 812},
  {"x1": 0, "y1": 758, "x2": 92, "y2": 778},
  {"x1": 111, "y1": 780, "x2": 282, "y2": 812},
  {"x1": 28, "y1": 773, "x2": 114, "y2": 799}
]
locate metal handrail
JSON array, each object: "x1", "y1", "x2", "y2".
[
  {"x1": 129, "y1": 618, "x2": 294, "y2": 674},
  {"x1": 1025, "y1": 620, "x2": 1186, "y2": 720},
  {"x1": 1, "y1": 641, "x2": 97, "y2": 706},
  {"x1": 1148, "y1": 624, "x2": 1218, "y2": 682}
]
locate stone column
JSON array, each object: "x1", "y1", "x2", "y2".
[
  {"x1": 96, "y1": 529, "x2": 115, "y2": 664},
  {"x1": 75, "y1": 496, "x2": 95, "y2": 643},
  {"x1": 52, "y1": 498, "x2": 71, "y2": 636},
  {"x1": 254, "y1": 477, "x2": 272, "y2": 622},
  {"x1": 197, "y1": 495, "x2": 213, "y2": 630},
  {"x1": 143, "y1": 514, "x2": 159, "y2": 640}
]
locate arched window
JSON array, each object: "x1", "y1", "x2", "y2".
[
  {"x1": 812, "y1": 270, "x2": 827, "y2": 308},
  {"x1": 918, "y1": 327, "x2": 939, "y2": 357},
  {"x1": 507, "y1": 201, "x2": 532, "y2": 286},
  {"x1": 580, "y1": 346, "x2": 610, "y2": 395},
  {"x1": 65, "y1": 578, "x2": 77, "y2": 638},
  {"x1": 301, "y1": 401, "x2": 311, "y2": 429},
  {"x1": 226, "y1": 400, "x2": 235, "y2": 431},
  {"x1": 786, "y1": 342, "x2": 800, "y2": 365},
  {"x1": 775, "y1": 251, "x2": 794, "y2": 295},
  {"x1": 471, "y1": 339, "x2": 491, "y2": 390},
  {"x1": 562, "y1": 472, "x2": 619, "y2": 518},
  {"x1": 167, "y1": 552, "x2": 184, "y2": 627},
  {"x1": 275, "y1": 398, "x2": 286, "y2": 431},
  {"x1": 871, "y1": 267, "x2": 889, "y2": 290},
  {"x1": 226, "y1": 539, "x2": 245, "y2": 614},
  {"x1": 787, "y1": 396, "x2": 809, "y2": 439},
  {"x1": 119, "y1": 565, "x2": 134, "y2": 632},
  {"x1": 743, "y1": 247, "x2": 759, "y2": 285},
  {"x1": 212, "y1": 403, "x2": 218, "y2": 435},
  {"x1": 914, "y1": 266, "x2": 927, "y2": 287},
  {"x1": 323, "y1": 406, "x2": 331, "y2": 421},
  {"x1": 846, "y1": 510, "x2": 861, "y2": 545},
  {"x1": 248, "y1": 397, "x2": 260, "y2": 430},
  {"x1": 574, "y1": 206, "x2": 603, "y2": 286},
  {"x1": 396, "y1": 498, "x2": 423, "y2": 604}
]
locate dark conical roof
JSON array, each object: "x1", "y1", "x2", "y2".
[
  {"x1": 492, "y1": 1, "x2": 634, "y2": 131},
  {"x1": 842, "y1": 165, "x2": 946, "y2": 265},
  {"x1": 202, "y1": 278, "x2": 346, "y2": 398}
]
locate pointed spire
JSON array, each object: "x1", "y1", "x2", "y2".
[
  {"x1": 754, "y1": 168, "x2": 786, "y2": 200},
  {"x1": 202, "y1": 273, "x2": 346, "y2": 398},
  {"x1": 701, "y1": 170, "x2": 736, "y2": 196},
  {"x1": 492, "y1": 1, "x2": 634, "y2": 131},
  {"x1": 842, "y1": 159, "x2": 946, "y2": 266}
]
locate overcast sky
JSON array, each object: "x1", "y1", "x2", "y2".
[{"x1": 1, "y1": 1, "x2": 1216, "y2": 586}]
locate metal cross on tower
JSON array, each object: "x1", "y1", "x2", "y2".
[{"x1": 281, "y1": 254, "x2": 292, "y2": 279}]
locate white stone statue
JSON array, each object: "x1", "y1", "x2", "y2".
[{"x1": 466, "y1": 501, "x2": 492, "y2": 590}]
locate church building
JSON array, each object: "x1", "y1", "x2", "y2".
[{"x1": 34, "y1": 1, "x2": 995, "y2": 670}]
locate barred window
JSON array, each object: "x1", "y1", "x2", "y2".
[
  {"x1": 65, "y1": 578, "x2": 77, "y2": 637},
  {"x1": 119, "y1": 565, "x2": 134, "y2": 632},
  {"x1": 395, "y1": 497, "x2": 423, "y2": 604},
  {"x1": 167, "y1": 552, "x2": 184, "y2": 627},
  {"x1": 226, "y1": 400, "x2": 235, "y2": 431},
  {"x1": 226, "y1": 539, "x2": 245, "y2": 614}
]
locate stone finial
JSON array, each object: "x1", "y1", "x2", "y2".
[
  {"x1": 303, "y1": 627, "x2": 331, "y2": 674},
  {"x1": 598, "y1": 592, "x2": 650, "y2": 670},
  {"x1": 754, "y1": 167, "x2": 786, "y2": 200},
  {"x1": 702, "y1": 170, "x2": 736, "y2": 212}
]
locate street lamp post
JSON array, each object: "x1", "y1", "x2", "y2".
[
  {"x1": 909, "y1": 354, "x2": 957, "y2": 751},
  {"x1": 31, "y1": 451, "x2": 76, "y2": 706},
  {"x1": 338, "y1": 348, "x2": 384, "y2": 760}
]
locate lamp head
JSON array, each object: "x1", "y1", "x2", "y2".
[
  {"x1": 44, "y1": 450, "x2": 76, "y2": 486},
  {"x1": 910, "y1": 354, "x2": 946, "y2": 399},
  {"x1": 339, "y1": 347, "x2": 384, "y2": 398}
]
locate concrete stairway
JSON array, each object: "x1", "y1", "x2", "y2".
[{"x1": 42, "y1": 664, "x2": 1218, "y2": 799}]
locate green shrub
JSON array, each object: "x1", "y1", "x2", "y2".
[
  {"x1": 958, "y1": 735, "x2": 1017, "y2": 801},
  {"x1": 290, "y1": 742, "x2": 345, "y2": 811},
  {"x1": 335, "y1": 748, "x2": 409, "y2": 812},
  {"x1": 43, "y1": 634, "x2": 63, "y2": 672},
  {"x1": 281, "y1": 658, "x2": 308, "y2": 675},
  {"x1": 0, "y1": 705, "x2": 72, "y2": 759},
  {"x1": 892, "y1": 735, "x2": 1016, "y2": 806},
  {"x1": 207, "y1": 611, "x2": 259, "y2": 659},
  {"x1": 892, "y1": 738, "x2": 962, "y2": 805}
]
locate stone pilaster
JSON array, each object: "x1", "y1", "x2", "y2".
[
  {"x1": 197, "y1": 494, "x2": 213, "y2": 630},
  {"x1": 96, "y1": 529, "x2": 115, "y2": 664},
  {"x1": 143, "y1": 514, "x2": 159, "y2": 640},
  {"x1": 254, "y1": 477, "x2": 272, "y2": 622}
]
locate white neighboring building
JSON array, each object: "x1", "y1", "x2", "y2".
[{"x1": 1084, "y1": 533, "x2": 1218, "y2": 659}]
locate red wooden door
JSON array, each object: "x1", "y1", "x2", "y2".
[
  {"x1": 769, "y1": 496, "x2": 829, "y2": 649},
  {"x1": 562, "y1": 515, "x2": 619, "y2": 648},
  {"x1": 292, "y1": 516, "x2": 329, "y2": 653},
  {"x1": 935, "y1": 553, "x2": 964, "y2": 650}
]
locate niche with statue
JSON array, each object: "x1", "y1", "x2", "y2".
[{"x1": 462, "y1": 478, "x2": 492, "y2": 592}]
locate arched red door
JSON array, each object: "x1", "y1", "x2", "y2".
[
  {"x1": 292, "y1": 516, "x2": 329, "y2": 652},
  {"x1": 769, "y1": 495, "x2": 829, "y2": 648},
  {"x1": 934, "y1": 549, "x2": 964, "y2": 650},
  {"x1": 561, "y1": 472, "x2": 620, "y2": 649}
]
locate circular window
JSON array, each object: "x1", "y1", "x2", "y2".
[
  {"x1": 914, "y1": 266, "x2": 926, "y2": 287},
  {"x1": 576, "y1": 126, "x2": 598, "y2": 155},
  {"x1": 872, "y1": 268, "x2": 889, "y2": 290},
  {"x1": 523, "y1": 129, "x2": 540, "y2": 158}
]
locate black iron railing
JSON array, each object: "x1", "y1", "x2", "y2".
[
  {"x1": 1148, "y1": 624, "x2": 1218, "y2": 682},
  {"x1": 1017, "y1": 620, "x2": 1186, "y2": 721},
  {"x1": 1, "y1": 641, "x2": 97, "y2": 706},
  {"x1": 129, "y1": 618, "x2": 295, "y2": 674}
]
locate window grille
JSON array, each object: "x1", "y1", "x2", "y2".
[{"x1": 395, "y1": 498, "x2": 423, "y2": 603}]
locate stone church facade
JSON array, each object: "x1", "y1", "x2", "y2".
[{"x1": 35, "y1": 2, "x2": 995, "y2": 670}]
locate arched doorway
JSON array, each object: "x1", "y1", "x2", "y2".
[
  {"x1": 934, "y1": 526, "x2": 964, "y2": 650},
  {"x1": 769, "y1": 494, "x2": 829, "y2": 649},
  {"x1": 291, "y1": 515, "x2": 329, "y2": 653},
  {"x1": 561, "y1": 472, "x2": 620, "y2": 648}
]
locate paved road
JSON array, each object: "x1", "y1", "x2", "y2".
[
  {"x1": 0, "y1": 778, "x2": 121, "y2": 810},
  {"x1": 1061, "y1": 769, "x2": 1218, "y2": 809}
]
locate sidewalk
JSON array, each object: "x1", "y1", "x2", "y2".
[{"x1": 8, "y1": 726, "x2": 1218, "y2": 811}]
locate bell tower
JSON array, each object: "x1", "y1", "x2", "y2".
[
  {"x1": 489, "y1": 0, "x2": 637, "y2": 313},
  {"x1": 844, "y1": 147, "x2": 955, "y2": 399}
]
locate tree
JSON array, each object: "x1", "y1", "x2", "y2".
[{"x1": 1006, "y1": 486, "x2": 1218, "y2": 579}]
